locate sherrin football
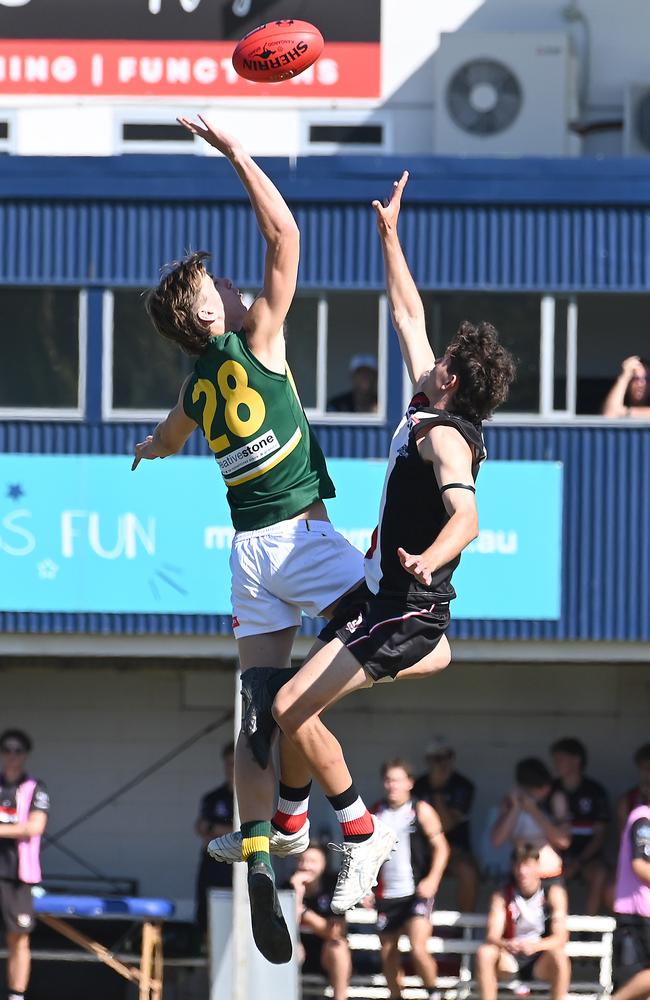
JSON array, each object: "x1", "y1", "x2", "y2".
[{"x1": 232, "y1": 19, "x2": 324, "y2": 83}]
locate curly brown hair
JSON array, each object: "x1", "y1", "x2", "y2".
[
  {"x1": 144, "y1": 250, "x2": 213, "y2": 357},
  {"x1": 446, "y1": 320, "x2": 517, "y2": 424}
]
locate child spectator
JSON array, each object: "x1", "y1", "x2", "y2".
[{"x1": 476, "y1": 843, "x2": 571, "y2": 1000}]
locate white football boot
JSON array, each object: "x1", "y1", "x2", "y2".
[
  {"x1": 329, "y1": 817, "x2": 397, "y2": 914},
  {"x1": 207, "y1": 820, "x2": 310, "y2": 863}
]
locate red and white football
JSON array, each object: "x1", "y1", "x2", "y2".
[{"x1": 232, "y1": 19, "x2": 324, "y2": 84}]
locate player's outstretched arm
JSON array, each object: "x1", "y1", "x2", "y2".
[
  {"x1": 397, "y1": 425, "x2": 478, "y2": 585},
  {"x1": 132, "y1": 377, "x2": 197, "y2": 470},
  {"x1": 178, "y1": 115, "x2": 299, "y2": 365},
  {"x1": 372, "y1": 171, "x2": 435, "y2": 385}
]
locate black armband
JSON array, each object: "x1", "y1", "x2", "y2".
[{"x1": 439, "y1": 482, "x2": 476, "y2": 495}]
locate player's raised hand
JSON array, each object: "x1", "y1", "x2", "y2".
[
  {"x1": 372, "y1": 170, "x2": 409, "y2": 236},
  {"x1": 397, "y1": 546, "x2": 433, "y2": 586},
  {"x1": 176, "y1": 115, "x2": 244, "y2": 159}
]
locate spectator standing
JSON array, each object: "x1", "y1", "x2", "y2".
[
  {"x1": 0, "y1": 729, "x2": 49, "y2": 1000},
  {"x1": 491, "y1": 759, "x2": 570, "y2": 880},
  {"x1": 327, "y1": 354, "x2": 378, "y2": 413},
  {"x1": 194, "y1": 741, "x2": 234, "y2": 939},
  {"x1": 413, "y1": 736, "x2": 479, "y2": 911},
  {"x1": 550, "y1": 737, "x2": 610, "y2": 914},
  {"x1": 618, "y1": 744, "x2": 650, "y2": 834},
  {"x1": 373, "y1": 759, "x2": 450, "y2": 1000},
  {"x1": 602, "y1": 356, "x2": 650, "y2": 418},
  {"x1": 290, "y1": 843, "x2": 351, "y2": 1000},
  {"x1": 476, "y1": 844, "x2": 571, "y2": 1000},
  {"x1": 610, "y1": 766, "x2": 650, "y2": 1000}
]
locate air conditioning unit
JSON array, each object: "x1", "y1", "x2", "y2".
[
  {"x1": 624, "y1": 85, "x2": 650, "y2": 154},
  {"x1": 434, "y1": 32, "x2": 579, "y2": 156}
]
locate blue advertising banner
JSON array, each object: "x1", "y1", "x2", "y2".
[{"x1": 0, "y1": 455, "x2": 562, "y2": 620}]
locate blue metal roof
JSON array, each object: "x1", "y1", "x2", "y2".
[
  {"x1": 0, "y1": 421, "x2": 648, "y2": 643},
  {"x1": 2, "y1": 156, "x2": 650, "y2": 291}
]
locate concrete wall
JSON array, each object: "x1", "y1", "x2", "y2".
[{"x1": 2, "y1": 655, "x2": 648, "y2": 910}]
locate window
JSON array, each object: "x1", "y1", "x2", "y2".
[
  {"x1": 302, "y1": 112, "x2": 389, "y2": 154},
  {"x1": 284, "y1": 297, "x2": 319, "y2": 410},
  {"x1": 576, "y1": 294, "x2": 650, "y2": 415},
  {"x1": 309, "y1": 124, "x2": 384, "y2": 145},
  {"x1": 424, "y1": 293, "x2": 542, "y2": 414},
  {"x1": 122, "y1": 123, "x2": 194, "y2": 144},
  {"x1": 0, "y1": 115, "x2": 13, "y2": 154},
  {"x1": 115, "y1": 111, "x2": 197, "y2": 154},
  {"x1": 107, "y1": 289, "x2": 385, "y2": 421},
  {"x1": 0, "y1": 287, "x2": 84, "y2": 418},
  {"x1": 106, "y1": 290, "x2": 193, "y2": 417},
  {"x1": 286, "y1": 292, "x2": 386, "y2": 420}
]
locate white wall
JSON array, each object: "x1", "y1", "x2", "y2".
[
  {"x1": 2, "y1": 656, "x2": 648, "y2": 908},
  {"x1": 2, "y1": 0, "x2": 649, "y2": 156}
]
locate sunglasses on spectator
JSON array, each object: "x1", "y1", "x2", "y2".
[{"x1": 0, "y1": 745, "x2": 27, "y2": 755}]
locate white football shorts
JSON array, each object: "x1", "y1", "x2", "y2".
[{"x1": 229, "y1": 518, "x2": 364, "y2": 638}]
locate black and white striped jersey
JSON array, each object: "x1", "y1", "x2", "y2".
[
  {"x1": 364, "y1": 393, "x2": 486, "y2": 600},
  {"x1": 373, "y1": 798, "x2": 432, "y2": 899}
]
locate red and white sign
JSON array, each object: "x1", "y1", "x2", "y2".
[{"x1": 0, "y1": 40, "x2": 380, "y2": 98}]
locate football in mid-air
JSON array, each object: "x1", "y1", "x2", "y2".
[{"x1": 232, "y1": 19, "x2": 324, "y2": 83}]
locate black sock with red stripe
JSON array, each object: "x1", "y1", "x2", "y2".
[
  {"x1": 327, "y1": 783, "x2": 374, "y2": 843},
  {"x1": 272, "y1": 781, "x2": 311, "y2": 835}
]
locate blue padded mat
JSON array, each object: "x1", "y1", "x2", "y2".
[{"x1": 34, "y1": 895, "x2": 174, "y2": 919}]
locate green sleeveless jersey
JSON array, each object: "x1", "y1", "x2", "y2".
[{"x1": 183, "y1": 330, "x2": 335, "y2": 531}]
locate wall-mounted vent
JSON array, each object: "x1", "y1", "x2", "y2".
[
  {"x1": 308, "y1": 124, "x2": 384, "y2": 146},
  {"x1": 118, "y1": 120, "x2": 196, "y2": 153}
]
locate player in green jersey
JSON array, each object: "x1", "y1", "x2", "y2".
[{"x1": 133, "y1": 117, "x2": 364, "y2": 964}]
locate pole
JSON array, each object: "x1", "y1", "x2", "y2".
[{"x1": 232, "y1": 667, "x2": 248, "y2": 1000}]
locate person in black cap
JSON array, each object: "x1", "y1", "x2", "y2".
[
  {"x1": 327, "y1": 354, "x2": 378, "y2": 413},
  {"x1": 413, "y1": 735, "x2": 479, "y2": 911}
]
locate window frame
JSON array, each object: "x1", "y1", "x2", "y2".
[
  {"x1": 0, "y1": 287, "x2": 87, "y2": 421},
  {"x1": 399, "y1": 291, "x2": 636, "y2": 425},
  {"x1": 300, "y1": 110, "x2": 392, "y2": 155},
  {"x1": 103, "y1": 289, "x2": 188, "y2": 421},
  {"x1": 103, "y1": 287, "x2": 388, "y2": 424},
  {"x1": 305, "y1": 292, "x2": 388, "y2": 425},
  {"x1": 113, "y1": 107, "x2": 199, "y2": 155}
]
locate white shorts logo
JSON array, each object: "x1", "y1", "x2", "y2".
[
  {"x1": 17, "y1": 913, "x2": 32, "y2": 928},
  {"x1": 217, "y1": 430, "x2": 280, "y2": 476},
  {"x1": 346, "y1": 613, "x2": 363, "y2": 634}
]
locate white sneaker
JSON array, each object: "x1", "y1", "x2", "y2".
[
  {"x1": 329, "y1": 817, "x2": 397, "y2": 914},
  {"x1": 207, "y1": 820, "x2": 310, "y2": 863}
]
